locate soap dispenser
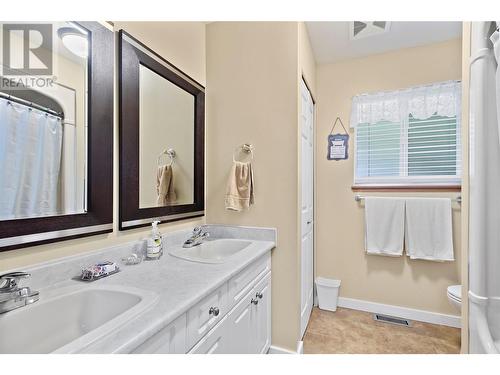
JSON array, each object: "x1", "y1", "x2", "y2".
[{"x1": 146, "y1": 220, "x2": 163, "y2": 260}]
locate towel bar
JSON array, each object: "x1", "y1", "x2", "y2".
[
  {"x1": 354, "y1": 194, "x2": 461, "y2": 204},
  {"x1": 157, "y1": 148, "x2": 176, "y2": 167},
  {"x1": 233, "y1": 143, "x2": 254, "y2": 162}
]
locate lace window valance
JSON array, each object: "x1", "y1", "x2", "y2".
[{"x1": 350, "y1": 80, "x2": 461, "y2": 127}]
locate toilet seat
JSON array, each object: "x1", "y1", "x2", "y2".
[{"x1": 447, "y1": 285, "x2": 462, "y2": 302}]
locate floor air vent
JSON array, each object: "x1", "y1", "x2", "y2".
[{"x1": 373, "y1": 314, "x2": 412, "y2": 327}]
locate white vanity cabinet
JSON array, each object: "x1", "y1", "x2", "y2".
[
  {"x1": 132, "y1": 252, "x2": 272, "y2": 354},
  {"x1": 186, "y1": 283, "x2": 228, "y2": 348},
  {"x1": 189, "y1": 254, "x2": 271, "y2": 354},
  {"x1": 189, "y1": 273, "x2": 271, "y2": 354},
  {"x1": 132, "y1": 314, "x2": 187, "y2": 354},
  {"x1": 227, "y1": 272, "x2": 271, "y2": 354},
  {"x1": 252, "y1": 273, "x2": 272, "y2": 353}
]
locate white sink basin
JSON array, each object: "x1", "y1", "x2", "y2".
[
  {"x1": 170, "y1": 239, "x2": 252, "y2": 263},
  {"x1": 0, "y1": 284, "x2": 157, "y2": 353}
]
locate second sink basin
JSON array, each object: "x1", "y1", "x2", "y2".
[
  {"x1": 0, "y1": 284, "x2": 157, "y2": 353},
  {"x1": 170, "y1": 239, "x2": 252, "y2": 263}
]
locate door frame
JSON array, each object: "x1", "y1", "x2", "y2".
[{"x1": 299, "y1": 76, "x2": 316, "y2": 339}]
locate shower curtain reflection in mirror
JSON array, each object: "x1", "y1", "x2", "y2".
[{"x1": 0, "y1": 98, "x2": 63, "y2": 220}]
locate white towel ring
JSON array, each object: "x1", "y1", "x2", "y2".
[
  {"x1": 233, "y1": 143, "x2": 254, "y2": 162},
  {"x1": 158, "y1": 148, "x2": 176, "y2": 167}
]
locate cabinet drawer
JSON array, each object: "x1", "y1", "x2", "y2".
[
  {"x1": 187, "y1": 283, "x2": 228, "y2": 349},
  {"x1": 188, "y1": 316, "x2": 228, "y2": 354},
  {"x1": 227, "y1": 253, "x2": 271, "y2": 308},
  {"x1": 132, "y1": 314, "x2": 186, "y2": 354}
]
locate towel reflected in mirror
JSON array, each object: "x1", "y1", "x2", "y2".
[{"x1": 156, "y1": 165, "x2": 177, "y2": 206}]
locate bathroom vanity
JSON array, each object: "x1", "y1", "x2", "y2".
[
  {"x1": 0, "y1": 225, "x2": 275, "y2": 354},
  {"x1": 134, "y1": 247, "x2": 271, "y2": 354}
]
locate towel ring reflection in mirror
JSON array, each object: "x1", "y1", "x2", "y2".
[
  {"x1": 158, "y1": 148, "x2": 176, "y2": 167},
  {"x1": 233, "y1": 143, "x2": 254, "y2": 162}
]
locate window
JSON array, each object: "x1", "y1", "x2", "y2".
[{"x1": 352, "y1": 81, "x2": 461, "y2": 186}]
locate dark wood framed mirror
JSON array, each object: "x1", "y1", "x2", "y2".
[
  {"x1": 0, "y1": 22, "x2": 114, "y2": 251},
  {"x1": 118, "y1": 31, "x2": 205, "y2": 230}
]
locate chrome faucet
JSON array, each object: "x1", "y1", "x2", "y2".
[
  {"x1": 0, "y1": 272, "x2": 39, "y2": 314},
  {"x1": 183, "y1": 226, "x2": 210, "y2": 248}
]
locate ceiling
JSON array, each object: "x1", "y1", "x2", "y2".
[{"x1": 305, "y1": 22, "x2": 462, "y2": 64}]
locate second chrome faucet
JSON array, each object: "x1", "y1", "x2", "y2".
[{"x1": 183, "y1": 226, "x2": 210, "y2": 248}]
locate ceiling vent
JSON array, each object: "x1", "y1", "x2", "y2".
[{"x1": 350, "y1": 21, "x2": 391, "y2": 40}]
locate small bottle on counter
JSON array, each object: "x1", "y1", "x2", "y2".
[{"x1": 146, "y1": 220, "x2": 163, "y2": 260}]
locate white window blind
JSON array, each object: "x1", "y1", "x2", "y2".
[{"x1": 351, "y1": 81, "x2": 461, "y2": 186}]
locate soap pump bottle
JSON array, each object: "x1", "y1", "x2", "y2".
[{"x1": 146, "y1": 220, "x2": 163, "y2": 260}]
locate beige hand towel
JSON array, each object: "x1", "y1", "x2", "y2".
[
  {"x1": 156, "y1": 165, "x2": 177, "y2": 206},
  {"x1": 225, "y1": 161, "x2": 254, "y2": 211}
]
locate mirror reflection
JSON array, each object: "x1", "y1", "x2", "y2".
[
  {"x1": 139, "y1": 64, "x2": 195, "y2": 208},
  {"x1": 0, "y1": 21, "x2": 88, "y2": 220}
]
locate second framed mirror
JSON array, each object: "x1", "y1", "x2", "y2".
[{"x1": 118, "y1": 31, "x2": 205, "y2": 230}]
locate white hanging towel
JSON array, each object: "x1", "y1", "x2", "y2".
[
  {"x1": 364, "y1": 197, "x2": 405, "y2": 256},
  {"x1": 405, "y1": 198, "x2": 454, "y2": 261}
]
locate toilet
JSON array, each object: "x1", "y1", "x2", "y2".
[{"x1": 447, "y1": 285, "x2": 462, "y2": 312}]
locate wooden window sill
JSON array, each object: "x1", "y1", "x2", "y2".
[{"x1": 351, "y1": 185, "x2": 462, "y2": 192}]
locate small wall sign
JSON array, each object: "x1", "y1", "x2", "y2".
[
  {"x1": 327, "y1": 117, "x2": 349, "y2": 161},
  {"x1": 328, "y1": 133, "x2": 349, "y2": 160}
]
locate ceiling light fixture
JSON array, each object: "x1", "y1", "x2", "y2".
[{"x1": 57, "y1": 27, "x2": 89, "y2": 59}]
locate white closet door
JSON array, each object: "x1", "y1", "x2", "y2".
[{"x1": 300, "y1": 79, "x2": 314, "y2": 338}]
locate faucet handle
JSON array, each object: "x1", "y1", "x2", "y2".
[{"x1": 0, "y1": 271, "x2": 31, "y2": 291}]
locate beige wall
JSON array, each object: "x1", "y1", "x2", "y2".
[
  {"x1": 113, "y1": 22, "x2": 206, "y2": 85},
  {"x1": 206, "y1": 22, "x2": 301, "y2": 351},
  {"x1": 299, "y1": 22, "x2": 317, "y2": 97},
  {"x1": 0, "y1": 22, "x2": 206, "y2": 272},
  {"x1": 315, "y1": 38, "x2": 463, "y2": 315}
]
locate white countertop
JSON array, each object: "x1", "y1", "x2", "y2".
[{"x1": 19, "y1": 225, "x2": 276, "y2": 353}]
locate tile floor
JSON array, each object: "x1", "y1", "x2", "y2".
[{"x1": 303, "y1": 307, "x2": 461, "y2": 354}]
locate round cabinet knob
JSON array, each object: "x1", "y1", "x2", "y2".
[
  {"x1": 251, "y1": 298, "x2": 259, "y2": 305},
  {"x1": 256, "y1": 292, "x2": 263, "y2": 299},
  {"x1": 209, "y1": 307, "x2": 220, "y2": 316}
]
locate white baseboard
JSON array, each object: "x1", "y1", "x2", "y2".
[
  {"x1": 296, "y1": 340, "x2": 304, "y2": 354},
  {"x1": 337, "y1": 297, "x2": 461, "y2": 328},
  {"x1": 268, "y1": 341, "x2": 304, "y2": 354}
]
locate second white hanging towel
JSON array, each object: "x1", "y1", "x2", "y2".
[
  {"x1": 364, "y1": 197, "x2": 405, "y2": 256},
  {"x1": 405, "y1": 198, "x2": 454, "y2": 261}
]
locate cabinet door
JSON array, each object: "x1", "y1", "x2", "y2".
[
  {"x1": 132, "y1": 314, "x2": 186, "y2": 354},
  {"x1": 228, "y1": 253, "x2": 271, "y2": 308},
  {"x1": 252, "y1": 273, "x2": 272, "y2": 354},
  {"x1": 223, "y1": 288, "x2": 254, "y2": 353}
]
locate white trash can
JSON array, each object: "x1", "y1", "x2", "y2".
[{"x1": 315, "y1": 277, "x2": 341, "y2": 312}]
